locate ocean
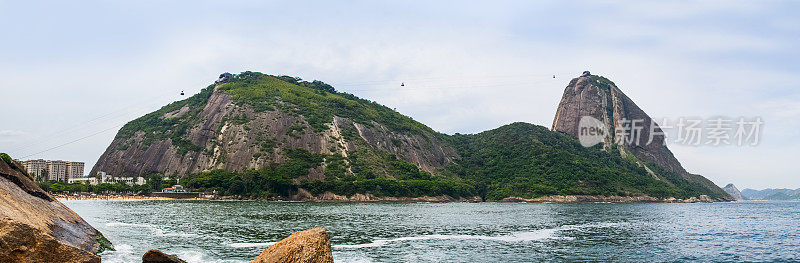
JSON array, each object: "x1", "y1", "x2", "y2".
[{"x1": 62, "y1": 200, "x2": 800, "y2": 262}]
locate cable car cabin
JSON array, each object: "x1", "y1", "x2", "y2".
[{"x1": 581, "y1": 71, "x2": 591, "y2": 77}]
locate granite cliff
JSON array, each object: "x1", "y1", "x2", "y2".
[
  {"x1": 552, "y1": 73, "x2": 731, "y2": 200},
  {"x1": 0, "y1": 153, "x2": 110, "y2": 263}
]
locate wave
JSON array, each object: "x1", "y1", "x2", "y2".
[
  {"x1": 229, "y1": 242, "x2": 276, "y2": 248},
  {"x1": 334, "y1": 222, "x2": 624, "y2": 249},
  {"x1": 99, "y1": 244, "x2": 135, "y2": 263},
  {"x1": 227, "y1": 222, "x2": 626, "y2": 251},
  {"x1": 105, "y1": 221, "x2": 198, "y2": 238}
]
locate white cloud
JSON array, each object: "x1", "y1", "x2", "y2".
[
  {"x1": 0, "y1": 0, "x2": 798, "y2": 189},
  {"x1": 0, "y1": 130, "x2": 25, "y2": 136}
]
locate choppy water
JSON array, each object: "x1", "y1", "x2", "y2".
[{"x1": 62, "y1": 200, "x2": 800, "y2": 262}]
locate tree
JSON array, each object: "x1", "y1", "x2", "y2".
[
  {"x1": 147, "y1": 174, "x2": 164, "y2": 191},
  {"x1": 38, "y1": 169, "x2": 48, "y2": 182}
]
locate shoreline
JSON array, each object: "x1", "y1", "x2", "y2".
[
  {"x1": 55, "y1": 192, "x2": 730, "y2": 203},
  {"x1": 55, "y1": 194, "x2": 191, "y2": 201}
]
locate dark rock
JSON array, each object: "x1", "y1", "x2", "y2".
[{"x1": 142, "y1": 249, "x2": 187, "y2": 263}]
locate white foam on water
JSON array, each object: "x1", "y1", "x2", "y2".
[
  {"x1": 334, "y1": 222, "x2": 624, "y2": 249},
  {"x1": 105, "y1": 221, "x2": 198, "y2": 238},
  {"x1": 105, "y1": 222, "x2": 154, "y2": 228},
  {"x1": 229, "y1": 242, "x2": 276, "y2": 248},
  {"x1": 99, "y1": 244, "x2": 135, "y2": 263}
]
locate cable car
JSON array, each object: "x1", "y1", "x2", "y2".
[
  {"x1": 401, "y1": 82, "x2": 405, "y2": 87},
  {"x1": 180, "y1": 90, "x2": 184, "y2": 96}
]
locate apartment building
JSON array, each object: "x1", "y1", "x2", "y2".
[
  {"x1": 66, "y1": 161, "x2": 85, "y2": 178},
  {"x1": 46, "y1": 160, "x2": 67, "y2": 181},
  {"x1": 22, "y1": 159, "x2": 48, "y2": 180},
  {"x1": 21, "y1": 159, "x2": 86, "y2": 182}
]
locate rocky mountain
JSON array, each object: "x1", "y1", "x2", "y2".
[
  {"x1": 722, "y1": 184, "x2": 744, "y2": 200},
  {"x1": 92, "y1": 72, "x2": 454, "y2": 181},
  {"x1": 0, "y1": 153, "x2": 111, "y2": 262},
  {"x1": 92, "y1": 71, "x2": 730, "y2": 201},
  {"x1": 552, "y1": 73, "x2": 731, "y2": 200}
]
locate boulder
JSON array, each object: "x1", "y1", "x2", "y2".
[
  {"x1": 0, "y1": 154, "x2": 108, "y2": 262},
  {"x1": 251, "y1": 228, "x2": 333, "y2": 263},
  {"x1": 142, "y1": 249, "x2": 186, "y2": 263}
]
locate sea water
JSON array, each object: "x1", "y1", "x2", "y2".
[{"x1": 62, "y1": 200, "x2": 800, "y2": 262}]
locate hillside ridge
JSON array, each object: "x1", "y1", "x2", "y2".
[{"x1": 91, "y1": 71, "x2": 730, "y2": 201}]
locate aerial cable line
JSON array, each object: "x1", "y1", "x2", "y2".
[
  {"x1": 344, "y1": 77, "x2": 559, "y2": 92},
  {"x1": 11, "y1": 88, "x2": 185, "y2": 156},
  {"x1": 9, "y1": 89, "x2": 179, "y2": 153},
  {"x1": 332, "y1": 71, "x2": 573, "y2": 87},
  {"x1": 20, "y1": 122, "x2": 127, "y2": 159}
]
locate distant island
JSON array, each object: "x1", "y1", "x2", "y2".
[
  {"x1": 86, "y1": 71, "x2": 732, "y2": 202},
  {"x1": 741, "y1": 188, "x2": 800, "y2": 200}
]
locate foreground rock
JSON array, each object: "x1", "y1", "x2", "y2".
[
  {"x1": 0, "y1": 153, "x2": 110, "y2": 263},
  {"x1": 142, "y1": 249, "x2": 186, "y2": 263},
  {"x1": 251, "y1": 228, "x2": 334, "y2": 263}
]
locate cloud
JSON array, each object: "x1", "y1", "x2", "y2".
[
  {"x1": 0, "y1": 0, "x2": 798, "y2": 189},
  {"x1": 0, "y1": 130, "x2": 25, "y2": 136}
]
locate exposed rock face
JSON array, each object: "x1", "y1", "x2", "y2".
[
  {"x1": 142, "y1": 249, "x2": 186, "y2": 263},
  {"x1": 251, "y1": 228, "x2": 334, "y2": 263},
  {"x1": 92, "y1": 87, "x2": 455, "y2": 178},
  {"x1": 552, "y1": 74, "x2": 731, "y2": 200},
  {"x1": 723, "y1": 184, "x2": 745, "y2": 200},
  {"x1": 552, "y1": 74, "x2": 683, "y2": 175},
  {"x1": 289, "y1": 189, "x2": 482, "y2": 202},
  {"x1": 0, "y1": 155, "x2": 107, "y2": 263}
]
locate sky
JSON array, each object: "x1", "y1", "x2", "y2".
[{"x1": 1, "y1": 0, "x2": 798, "y2": 190}]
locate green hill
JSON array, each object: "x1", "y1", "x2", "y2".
[{"x1": 90, "y1": 71, "x2": 730, "y2": 201}]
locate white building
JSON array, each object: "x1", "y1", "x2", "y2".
[
  {"x1": 22, "y1": 159, "x2": 84, "y2": 182},
  {"x1": 68, "y1": 177, "x2": 98, "y2": 185},
  {"x1": 66, "y1": 162, "x2": 84, "y2": 178},
  {"x1": 162, "y1": 185, "x2": 187, "y2": 193},
  {"x1": 46, "y1": 160, "x2": 67, "y2": 181},
  {"x1": 22, "y1": 159, "x2": 47, "y2": 180},
  {"x1": 71, "y1": 171, "x2": 146, "y2": 186}
]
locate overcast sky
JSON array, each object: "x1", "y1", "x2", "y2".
[{"x1": 1, "y1": 0, "x2": 798, "y2": 190}]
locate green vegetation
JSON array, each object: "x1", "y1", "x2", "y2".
[
  {"x1": 181, "y1": 148, "x2": 476, "y2": 198},
  {"x1": 94, "y1": 231, "x2": 115, "y2": 253},
  {"x1": 0, "y1": 152, "x2": 13, "y2": 166},
  {"x1": 217, "y1": 71, "x2": 434, "y2": 134},
  {"x1": 443, "y1": 123, "x2": 703, "y2": 200},
  {"x1": 38, "y1": 181, "x2": 152, "y2": 194}
]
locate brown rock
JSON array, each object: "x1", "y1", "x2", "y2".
[
  {"x1": 251, "y1": 228, "x2": 333, "y2": 263},
  {"x1": 0, "y1": 221, "x2": 100, "y2": 263},
  {"x1": 0, "y1": 155, "x2": 107, "y2": 262},
  {"x1": 142, "y1": 249, "x2": 187, "y2": 263}
]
